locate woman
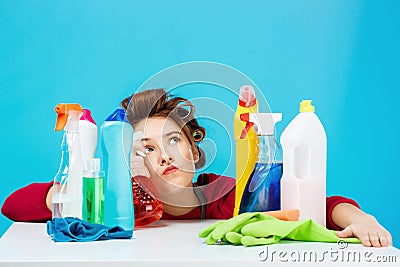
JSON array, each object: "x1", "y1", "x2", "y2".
[
  {"x1": 122, "y1": 89, "x2": 392, "y2": 247},
  {"x1": 1, "y1": 89, "x2": 392, "y2": 247}
]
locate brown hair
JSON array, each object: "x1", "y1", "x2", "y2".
[{"x1": 120, "y1": 89, "x2": 206, "y2": 169}]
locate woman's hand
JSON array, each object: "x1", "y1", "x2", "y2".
[
  {"x1": 336, "y1": 214, "x2": 392, "y2": 247},
  {"x1": 332, "y1": 202, "x2": 392, "y2": 247},
  {"x1": 130, "y1": 131, "x2": 150, "y2": 179}
]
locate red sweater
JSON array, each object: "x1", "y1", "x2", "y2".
[{"x1": 1, "y1": 173, "x2": 359, "y2": 230}]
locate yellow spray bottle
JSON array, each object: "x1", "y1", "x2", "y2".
[{"x1": 233, "y1": 85, "x2": 259, "y2": 216}]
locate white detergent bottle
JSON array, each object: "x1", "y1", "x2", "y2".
[
  {"x1": 280, "y1": 100, "x2": 326, "y2": 226},
  {"x1": 79, "y1": 109, "x2": 98, "y2": 170}
]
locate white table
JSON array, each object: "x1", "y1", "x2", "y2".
[{"x1": 0, "y1": 220, "x2": 399, "y2": 267}]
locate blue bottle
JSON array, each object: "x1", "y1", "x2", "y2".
[
  {"x1": 101, "y1": 108, "x2": 134, "y2": 231},
  {"x1": 238, "y1": 112, "x2": 283, "y2": 213}
]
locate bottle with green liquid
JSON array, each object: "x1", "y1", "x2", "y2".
[{"x1": 82, "y1": 158, "x2": 105, "y2": 224}]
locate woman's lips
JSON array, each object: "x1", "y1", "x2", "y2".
[{"x1": 163, "y1": 166, "x2": 178, "y2": 175}]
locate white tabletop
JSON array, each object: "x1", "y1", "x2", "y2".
[{"x1": 0, "y1": 220, "x2": 399, "y2": 267}]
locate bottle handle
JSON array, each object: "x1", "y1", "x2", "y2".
[{"x1": 294, "y1": 145, "x2": 309, "y2": 180}]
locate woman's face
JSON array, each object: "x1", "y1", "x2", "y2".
[{"x1": 134, "y1": 117, "x2": 199, "y2": 197}]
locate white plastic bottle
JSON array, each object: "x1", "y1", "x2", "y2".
[
  {"x1": 280, "y1": 100, "x2": 326, "y2": 226},
  {"x1": 79, "y1": 109, "x2": 98, "y2": 170}
]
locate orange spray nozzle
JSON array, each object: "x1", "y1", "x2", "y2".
[{"x1": 54, "y1": 104, "x2": 83, "y2": 131}]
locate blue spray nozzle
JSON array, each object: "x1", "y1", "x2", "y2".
[{"x1": 105, "y1": 108, "x2": 130, "y2": 123}]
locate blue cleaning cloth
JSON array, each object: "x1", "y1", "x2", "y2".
[{"x1": 47, "y1": 217, "x2": 133, "y2": 242}]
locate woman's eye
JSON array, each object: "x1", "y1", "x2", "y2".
[
  {"x1": 144, "y1": 146, "x2": 154, "y2": 153},
  {"x1": 169, "y1": 137, "x2": 179, "y2": 145}
]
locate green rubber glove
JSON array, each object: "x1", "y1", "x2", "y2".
[
  {"x1": 198, "y1": 212, "x2": 276, "y2": 245},
  {"x1": 199, "y1": 213, "x2": 361, "y2": 247},
  {"x1": 238, "y1": 219, "x2": 361, "y2": 246},
  {"x1": 225, "y1": 232, "x2": 281, "y2": 245}
]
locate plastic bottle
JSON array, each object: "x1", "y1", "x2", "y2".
[
  {"x1": 82, "y1": 158, "x2": 104, "y2": 224},
  {"x1": 132, "y1": 177, "x2": 163, "y2": 227},
  {"x1": 280, "y1": 100, "x2": 326, "y2": 226},
  {"x1": 233, "y1": 85, "x2": 259, "y2": 216},
  {"x1": 131, "y1": 132, "x2": 163, "y2": 227},
  {"x1": 101, "y1": 108, "x2": 134, "y2": 231},
  {"x1": 79, "y1": 109, "x2": 98, "y2": 171},
  {"x1": 52, "y1": 104, "x2": 84, "y2": 219},
  {"x1": 238, "y1": 112, "x2": 283, "y2": 212}
]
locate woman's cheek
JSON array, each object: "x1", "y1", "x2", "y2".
[
  {"x1": 143, "y1": 158, "x2": 157, "y2": 176},
  {"x1": 177, "y1": 144, "x2": 193, "y2": 162}
]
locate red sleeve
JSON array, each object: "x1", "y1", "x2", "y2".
[
  {"x1": 326, "y1": 195, "x2": 360, "y2": 230},
  {"x1": 1, "y1": 182, "x2": 53, "y2": 222}
]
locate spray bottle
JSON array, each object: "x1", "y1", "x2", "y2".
[
  {"x1": 101, "y1": 108, "x2": 134, "y2": 231},
  {"x1": 280, "y1": 100, "x2": 326, "y2": 226},
  {"x1": 132, "y1": 176, "x2": 163, "y2": 227},
  {"x1": 52, "y1": 104, "x2": 84, "y2": 218},
  {"x1": 233, "y1": 85, "x2": 259, "y2": 216},
  {"x1": 238, "y1": 112, "x2": 283, "y2": 212}
]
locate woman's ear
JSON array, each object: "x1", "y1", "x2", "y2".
[
  {"x1": 194, "y1": 147, "x2": 206, "y2": 169},
  {"x1": 192, "y1": 145, "x2": 200, "y2": 163}
]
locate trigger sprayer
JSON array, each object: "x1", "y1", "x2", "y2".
[
  {"x1": 238, "y1": 112, "x2": 283, "y2": 213},
  {"x1": 52, "y1": 104, "x2": 84, "y2": 219}
]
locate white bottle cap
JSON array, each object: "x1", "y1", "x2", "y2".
[{"x1": 239, "y1": 85, "x2": 256, "y2": 106}]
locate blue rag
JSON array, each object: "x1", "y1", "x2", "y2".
[{"x1": 47, "y1": 217, "x2": 133, "y2": 242}]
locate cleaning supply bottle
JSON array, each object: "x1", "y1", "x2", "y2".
[
  {"x1": 131, "y1": 133, "x2": 163, "y2": 227},
  {"x1": 101, "y1": 108, "x2": 134, "y2": 231},
  {"x1": 79, "y1": 109, "x2": 98, "y2": 171},
  {"x1": 82, "y1": 158, "x2": 104, "y2": 224},
  {"x1": 233, "y1": 85, "x2": 259, "y2": 216},
  {"x1": 52, "y1": 104, "x2": 84, "y2": 218},
  {"x1": 132, "y1": 176, "x2": 163, "y2": 227},
  {"x1": 238, "y1": 112, "x2": 283, "y2": 212},
  {"x1": 280, "y1": 100, "x2": 326, "y2": 226}
]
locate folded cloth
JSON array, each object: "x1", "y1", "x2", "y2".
[
  {"x1": 199, "y1": 212, "x2": 361, "y2": 247},
  {"x1": 47, "y1": 217, "x2": 133, "y2": 242}
]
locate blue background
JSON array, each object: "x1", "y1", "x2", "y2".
[{"x1": 0, "y1": 0, "x2": 399, "y2": 247}]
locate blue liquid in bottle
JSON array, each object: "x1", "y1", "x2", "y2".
[
  {"x1": 239, "y1": 135, "x2": 283, "y2": 213},
  {"x1": 239, "y1": 162, "x2": 283, "y2": 213}
]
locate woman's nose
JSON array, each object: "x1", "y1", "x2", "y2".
[{"x1": 160, "y1": 150, "x2": 174, "y2": 165}]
